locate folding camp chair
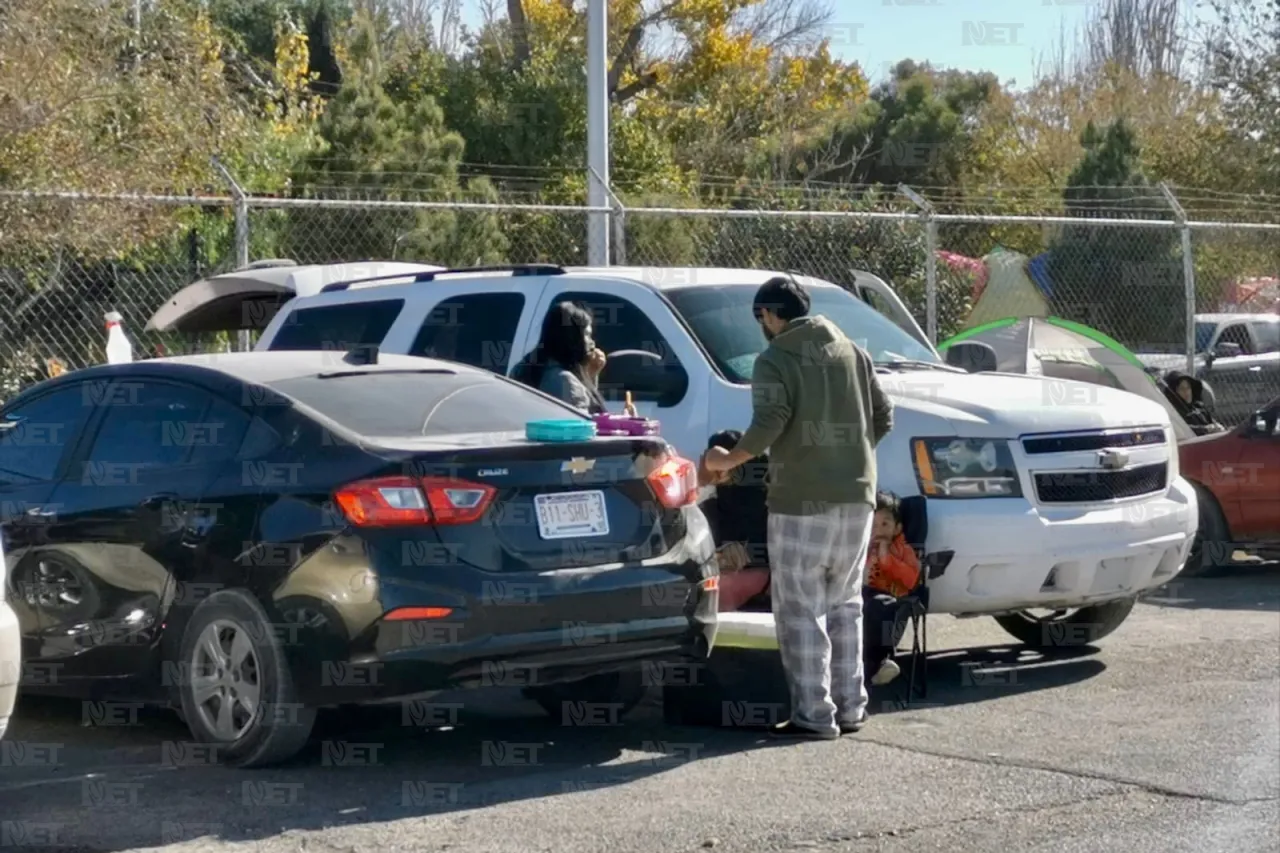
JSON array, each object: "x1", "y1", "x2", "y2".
[{"x1": 893, "y1": 496, "x2": 954, "y2": 704}]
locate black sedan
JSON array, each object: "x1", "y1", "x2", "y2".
[{"x1": 0, "y1": 351, "x2": 717, "y2": 766}]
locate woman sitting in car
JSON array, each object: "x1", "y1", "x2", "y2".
[
  {"x1": 1163, "y1": 370, "x2": 1224, "y2": 436},
  {"x1": 512, "y1": 300, "x2": 637, "y2": 416}
]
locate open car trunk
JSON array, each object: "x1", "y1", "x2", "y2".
[{"x1": 146, "y1": 261, "x2": 443, "y2": 335}]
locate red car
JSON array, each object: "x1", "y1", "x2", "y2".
[{"x1": 1181, "y1": 397, "x2": 1280, "y2": 574}]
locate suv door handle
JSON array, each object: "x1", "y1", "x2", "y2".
[
  {"x1": 25, "y1": 506, "x2": 58, "y2": 518},
  {"x1": 1249, "y1": 365, "x2": 1262, "y2": 372}
]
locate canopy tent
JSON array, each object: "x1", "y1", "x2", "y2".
[
  {"x1": 939, "y1": 316, "x2": 1195, "y2": 442},
  {"x1": 963, "y1": 249, "x2": 1050, "y2": 330}
]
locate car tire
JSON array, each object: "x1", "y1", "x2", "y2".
[
  {"x1": 524, "y1": 668, "x2": 648, "y2": 723},
  {"x1": 176, "y1": 589, "x2": 316, "y2": 768},
  {"x1": 1183, "y1": 482, "x2": 1232, "y2": 578},
  {"x1": 993, "y1": 597, "x2": 1137, "y2": 648}
]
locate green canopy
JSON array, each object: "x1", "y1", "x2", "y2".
[{"x1": 940, "y1": 316, "x2": 1194, "y2": 441}]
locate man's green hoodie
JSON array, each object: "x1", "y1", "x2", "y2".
[{"x1": 736, "y1": 315, "x2": 894, "y2": 514}]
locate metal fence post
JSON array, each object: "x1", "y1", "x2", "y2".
[
  {"x1": 590, "y1": 166, "x2": 624, "y2": 266},
  {"x1": 212, "y1": 158, "x2": 251, "y2": 351},
  {"x1": 900, "y1": 185, "x2": 937, "y2": 344},
  {"x1": 1159, "y1": 183, "x2": 1196, "y2": 375}
]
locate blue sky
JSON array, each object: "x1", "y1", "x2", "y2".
[{"x1": 453, "y1": 0, "x2": 1112, "y2": 89}]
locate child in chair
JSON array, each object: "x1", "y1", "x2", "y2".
[
  {"x1": 863, "y1": 490, "x2": 921, "y2": 687},
  {"x1": 698, "y1": 430, "x2": 771, "y2": 612}
]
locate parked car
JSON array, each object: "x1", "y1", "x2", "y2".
[
  {"x1": 1136, "y1": 313, "x2": 1280, "y2": 426},
  {"x1": 153, "y1": 262, "x2": 1200, "y2": 650},
  {"x1": 0, "y1": 351, "x2": 714, "y2": 766},
  {"x1": 0, "y1": 530, "x2": 17, "y2": 739},
  {"x1": 1179, "y1": 396, "x2": 1280, "y2": 574}
]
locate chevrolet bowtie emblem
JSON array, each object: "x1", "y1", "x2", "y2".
[
  {"x1": 561, "y1": 457, "x2": 596, "y2": 475},
  {"x1": 1098, "y1": 449, "x2": 1129, "y2": 470}
]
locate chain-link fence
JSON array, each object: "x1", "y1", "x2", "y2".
[{"x1": 3, "y1": 188, "x2": 1277, "y2": 426}]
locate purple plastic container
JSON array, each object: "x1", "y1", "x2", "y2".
[{"x1": 592, "y1": 412, "x2": 660, "y2": 437}]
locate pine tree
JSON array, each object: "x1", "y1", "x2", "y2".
[{"x1": 1047, "y1": 119, "x2": 1182, "y2": 348}]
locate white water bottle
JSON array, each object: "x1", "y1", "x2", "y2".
[{"x1": 104, "y1": 311, "x2": 133, "y2": 364}]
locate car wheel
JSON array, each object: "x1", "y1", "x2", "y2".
[
  {"x1": 993, "y1": 597, "x2": 1137, "y2": 648},
  {"x1": 177, "y1": 589, "x2": 316, "y2": 768},
  {"x1": 524, "y1": 669, "x2": 648, "y2": 723},
  {"x1": 1184, "y1": 482, "x2": 1232, "y2": 578}
]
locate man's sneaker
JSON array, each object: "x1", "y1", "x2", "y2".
[
  {"x1": 768, "y1": 720, "x2": 840, "y2": 740},
  {"x1": 837, "y1": 710, "x2": 868, "y2": 735},
  {"x1": 871, "y1": 658, "x2": 901, "y2": 687}
]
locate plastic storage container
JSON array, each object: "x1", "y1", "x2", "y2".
[
  {"x1": 526, "y1": 418, "x2": 598, "y2": 442},
  {"x1": 593, "y1": 413, "x2": 661, "y2": 436}
]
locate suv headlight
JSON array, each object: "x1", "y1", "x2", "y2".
[{"x1": 912, "y1": 438, "x2": 1022, "y2": 498}]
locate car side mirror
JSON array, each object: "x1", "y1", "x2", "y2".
[
  {"x1": 1213, "y1": 341, "x2": 1243, "y2": 360},
  {"x1": 943, "y1": 341, "x2": 999, "y2": 374},
  {"x1": 599, "y1": 350, "x2": 689, "y2": 409},
  {"x1": 1249, "y1": 407, "x2": 1279, "y2": 437}
]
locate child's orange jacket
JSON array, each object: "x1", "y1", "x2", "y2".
[{"x1": 866, "y1": 534, "x2": 920, "y2": 598}]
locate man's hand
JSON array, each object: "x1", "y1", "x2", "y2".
[
  {"x1": 702, "y1": 445, "x2": 734, "y2": 473},
  {"x1": 698, "y1": 455, "x2": 729, "y2": 487},
  {"x1": 716, "y1": 542, "x2": 748, "y2": 574}
]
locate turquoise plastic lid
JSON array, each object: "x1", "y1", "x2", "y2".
[{"x1": 526, "y1": 418, "x2": 597, "y2": 442}]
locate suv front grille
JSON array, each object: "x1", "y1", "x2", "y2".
[
  {"x1": 1034, "y1": 462, "x2": 1168, "y2": 504},
  {"x1": 1022, "y1": 428, "x2": 1165, "y2": 455}
]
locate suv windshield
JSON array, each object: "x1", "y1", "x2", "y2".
[{"x1": 666, "y1": 283, "x2": 939, "y2": 382}]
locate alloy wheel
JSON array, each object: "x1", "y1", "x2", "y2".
[{"x1": 189, "y1": 619, "x2": 262, "y2": 741}]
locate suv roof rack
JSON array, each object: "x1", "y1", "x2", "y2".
[{"x1": 319, "y1": 264, "x2": 567, "y2": 294}]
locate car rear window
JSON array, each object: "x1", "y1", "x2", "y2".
[
  {"x1": 268, "y1": 300, "x2": 404, "y2": 352},
  {"x1": 266, "y1": 371, "x2": 585, "y2": 437}
]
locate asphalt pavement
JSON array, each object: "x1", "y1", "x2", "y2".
[{"x1": 1, "y1": 569, "x2": 1277, "y2": 853}]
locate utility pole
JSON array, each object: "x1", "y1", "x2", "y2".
[{"x1": 585, "y1": 0, "x2": 610, "y2": 265}]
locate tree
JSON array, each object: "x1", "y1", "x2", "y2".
[
  {"x1": 1203, "y1": 0, "x2": 1280, "y2": 191},
  {"x1": 284, "y1": 11, "x2": 508, "y2": 265},
  {"x1": 1046, "y1": 120, "x2": 1182, "y2": 348}
]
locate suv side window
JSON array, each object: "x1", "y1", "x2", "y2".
[
  {"x1": 0, "y1": 385, "x2": 96, "y2": 484},
  {"x1": 409, "y1": 293, "x2": 525, "y2": 373},
  {"x1": 550, "y1": 291, "x2": 689, "y2": 406},
  {"x1": 1218, "y1": 323, "x2": 1254, "y2": 354},
  {"x1": 1249, "y1": 321, "x2": 1279, "y2": 354},
  {"x1": 268, "y1": 299, "x2": 404, "y2": 352},
  {"x1": 85, "y1": 382, "x2": 214, "y2": 469}
]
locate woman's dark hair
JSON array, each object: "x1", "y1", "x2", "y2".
[
  {"x1": 514, "y1": 301, "x2": 594, "y2": 389},
  {"x1": 875, "y1": 490, "x2": 901, "y2": 523},
  {"x1": 753, "y1": 275, "x2": 811, "y2": 323}
]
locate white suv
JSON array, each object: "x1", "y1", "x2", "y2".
[{"x1": 156, "y1": 263, "x2": 1198, "y2": 648}]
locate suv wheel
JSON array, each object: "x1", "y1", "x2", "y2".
[
  {"x1": 993, "y1": 597, "x2": 1137, "y2": 648},
  {"x1": 177, "y1": 590, "x2": 316, "y2": 767},
  {"x1": 525, "y1": 669, "x2": 647, "y2": 723}
]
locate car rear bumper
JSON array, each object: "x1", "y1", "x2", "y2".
[
  {"x1": 300, "y1": 613, "x2": 714, "y2": 706},
  {"x1": 0, "y1": 602, "x2": 20, "y2": 739},
  {"x1": 926, "y1": 476, "x2": 1198, "y2": 615}
]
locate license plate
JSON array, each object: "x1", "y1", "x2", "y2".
[{"x1": 534, "y1": 490, "x2": 609, "y2": 540}]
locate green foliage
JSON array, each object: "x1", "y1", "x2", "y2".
[{"x1": 1047, "y1": 120, "x2": 1182, "y2": 348}]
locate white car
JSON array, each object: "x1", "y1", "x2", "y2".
[
  {"x1": 1, "y1": 531, "x2": 19, "y2": 738},
  {"x1": 152, "y1": 263, "x2": 1198, "y2": 649}
]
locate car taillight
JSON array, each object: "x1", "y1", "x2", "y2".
[
  {"x1": 334, "y1": 476, "x2": 496, "y2": 527},
  {"x1": 646, "y1": 454, "x2": 698, "y2": 508}
]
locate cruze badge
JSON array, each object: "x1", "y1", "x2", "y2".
[
  {"x1": 561, "y1": 457, "x2": 596, "y2": 474},
  {"x1": 1098, "y1": 449, "x2": 1129, "y2": 470}
]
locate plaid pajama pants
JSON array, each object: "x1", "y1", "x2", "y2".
[{"x1": 767, "y1": 503, "x2": 874, "y2": 735}]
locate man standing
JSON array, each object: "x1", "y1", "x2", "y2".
[{"x1": 703, "y1": 276, "x2": 894, "y2": 739}]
